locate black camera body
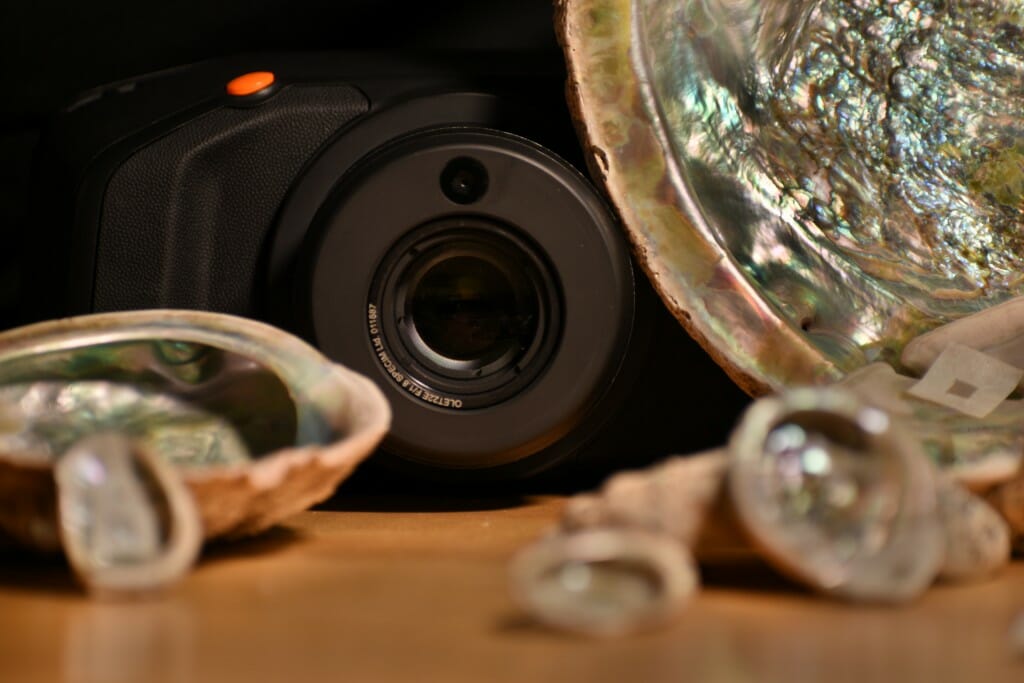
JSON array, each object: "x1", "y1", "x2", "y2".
[{"x1": 29, "y1": 53, "x2": 747, "y2": 484}]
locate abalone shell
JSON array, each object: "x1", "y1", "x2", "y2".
[
  {"x1": 558, "y1": 0, "x2": 1024, "y2": 392},
  {"x1": 0, "y1": 310, "x2": 390, "y2": 551}
]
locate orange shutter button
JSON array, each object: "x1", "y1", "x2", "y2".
[{"x1": 226, "y1": 71, "x2": 276, "y2": 97}]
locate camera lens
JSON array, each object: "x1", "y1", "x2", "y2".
[
  {"x1": 299, "y1": 125, "x2": 640, "y2": 475},
  {"x1": 408, "y1": 253, "x2": 538, "y2": 369},
  {"x1": 373, "y1": 220, "x2": 559, "y2": 406},
  {"x1": 440, "y1": 156, "x2": 489, "y2": 204}
]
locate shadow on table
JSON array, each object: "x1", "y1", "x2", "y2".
[
  {"x1": 0, "y1": 546, "x2": 78, "y2": 596},
  {"x1": 200, "y1": 524, "x2": 306, "y2": 564},
  {"x1": 316, "y1": 493, "x2": 534, "y2": 513},
  {"x1": 315, "y1": 460, "x2": 576, "y2": 513},
  {"x1": 699, "y1": 559, "x2": 808, "y2": 594}
]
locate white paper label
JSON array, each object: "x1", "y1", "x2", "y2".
[{"x1": 906, "y1": 343, "x2": 1023, "y2": 418}]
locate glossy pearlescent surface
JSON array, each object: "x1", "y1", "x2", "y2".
[
  {"x1": 0, "y1": 381, "x2": 251, "y2": 467},
  {"x1": 510, "y1": 528, "x2": 698, "y2": 636},
  {"x1": 756, "y1": 412, "x2": 903, "y2": 566},
  {"x1": 60, "y1": 435, "x2": 164, "y2": 566},
  {"x1": 0, "y1": 310, "x2": 391, "y2": 550},
  {"x1": 560, "y1": 0, "x2": 1024, "y2": 391},
  {"x1": 729, "y1": 389, "x2": 943, "y2": 602},
  {"x1": 55, "y1": 432, "x2": 203, "y2": 596}
]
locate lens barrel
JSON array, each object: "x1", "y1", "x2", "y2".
[
  {"x1": 370, "y1": 219, "x2": 561, "y2": 409},
  {"x1": 298, "y1": 126, "x2": 638, "y2": 477}
]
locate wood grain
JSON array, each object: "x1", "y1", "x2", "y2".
[{"x1": 0, "y1": 495, "x2": 1021, "y2": 682}]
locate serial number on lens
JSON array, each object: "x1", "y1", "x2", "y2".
[{"x1": 367, "y1": 304, "x2": 464, "y2": 409}]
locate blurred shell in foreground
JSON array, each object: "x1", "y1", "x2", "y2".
[{"x1": 0, "y1": 310, "x2": 391, "y2": 551}]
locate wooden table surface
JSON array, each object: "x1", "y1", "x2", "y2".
[{"x1": 1, "y1": 494, "x2": 1022, "y2": 682}]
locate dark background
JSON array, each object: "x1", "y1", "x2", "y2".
[
  {"x1": 0, "y1": 0, "x2": 562, "y2": 328},
  {"x1": 0, "y1": 2, "x2": 752, "y2": 487}
]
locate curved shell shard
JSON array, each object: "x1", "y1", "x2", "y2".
[
  {"x1": 936, "y1": 477, "x2": 1012, "y2": 582},
  {"x1": 56, "y1": 433, "x2": 203, "y2": 597}
]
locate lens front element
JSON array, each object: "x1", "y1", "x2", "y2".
[
  {"x1": 409, "y1": 253, "x2": 540, "y2": 371},
  {"x1": 372, "y1": 219, "x2": 560, "y2": 410}
]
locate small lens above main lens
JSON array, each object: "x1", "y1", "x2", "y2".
[
  {"x1": 440, "y1": 157, "x2": 489, "y2": 204},
  {"x1": 411, "y1": 255, "x2": 538, "y2": 366}
]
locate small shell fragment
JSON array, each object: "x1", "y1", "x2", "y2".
[
  {"x1": 936, "y1": 477, "x2": 1011, "y2": 582},
  {"x1": 56, "y1": 433, "x2": 202, "y2": 597},
  {"x1": 509, "y1": 528, "x2": 698, "y2": 637},
  {"x1": 728, "y1": 388, "x2": 944, "y2": 603},
  {"x1": 561, "y1": 450, "x2": 727, "y2": 546},
  {"x1": 985, "y1": 474, "x2": 1024, "y2": 555}
]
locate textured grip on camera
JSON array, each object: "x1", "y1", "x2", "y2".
[{"x1": 95, "y1": 84, "x2": 369, "y2": 315}]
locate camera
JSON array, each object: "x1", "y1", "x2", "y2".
[{"x1": 26, "y1": 53, "x2": 748, "y2": 483}]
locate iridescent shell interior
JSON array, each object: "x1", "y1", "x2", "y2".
[
  {"x1": 561, "y1": 0, "x2": 1024, "y2": 391},
  {"x1": 0, "y1": 340, "x2": 299, "y2": 467},
  {"x1": 0, "y1": 311, "x2": 390, "y2": 549}
]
